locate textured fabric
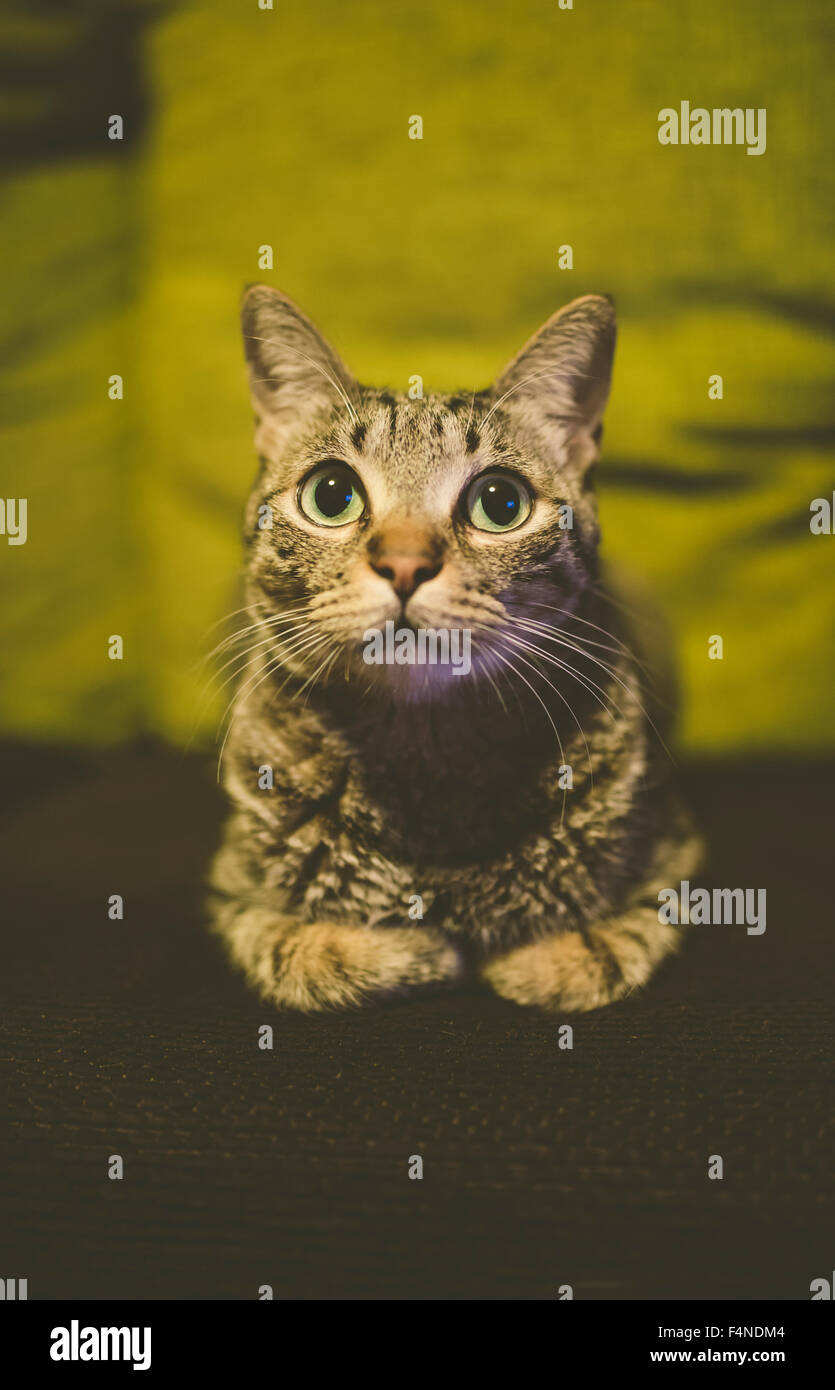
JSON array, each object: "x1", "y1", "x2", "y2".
[{"x1": 1, "y1": 747, "x2": 831, "y2": 1299}]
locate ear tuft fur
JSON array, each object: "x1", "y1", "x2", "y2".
[
  {"x1": 494, "y1": 294, "x2": 617, "y2": 437},
  {"x1": 240, "y1": 286, "x2": 356, "y2": 436}
]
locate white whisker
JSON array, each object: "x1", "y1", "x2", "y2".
[{"x1": 489, "y1": 649, "x2": 571, "y2": 828}]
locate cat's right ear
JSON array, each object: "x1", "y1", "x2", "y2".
[
  {"x1": 491, "y1": 295, "x2": 616, "y2": 483},
  {"x1": 241, "y1": 285, "x2": 357, "y2": 446}
]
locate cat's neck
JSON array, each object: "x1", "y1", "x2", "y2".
[
  {"x1": 252, "y1": 587, "x2": 632, "y2": 855},
  {"x1": 311, "y1": 629, "x2": 619, "y2": 856}
]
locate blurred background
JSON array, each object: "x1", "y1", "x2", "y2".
[{"x1": 1, "y1": 0, "x2": 833, "y2": 754}]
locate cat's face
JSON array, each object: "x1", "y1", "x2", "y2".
[{"x1": 240, "y1": 288, "x2": 615, "y2": 700}]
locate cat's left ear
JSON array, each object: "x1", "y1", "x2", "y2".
[
  {"x1": 241, "y1": 284, "x2": 357, "y2": 446},
  {"x1": 492, "y1": 295, "x2": 616, "y2": 478}
]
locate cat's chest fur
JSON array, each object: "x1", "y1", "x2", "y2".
[{"x1": 234, "y1": 680, "x2": 651, "y2": 949}]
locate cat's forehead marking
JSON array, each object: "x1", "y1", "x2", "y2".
[
  {"x1": 309, "y1": 390, "x2": 565, "y2": 516},
  {"x1": 343, "y1": 394, "x2": 489, "y2": 513},
  {"x1": 359, "y1": 394, "x2": 484, "y2": 456}
]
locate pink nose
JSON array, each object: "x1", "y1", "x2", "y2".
[{"x1": 371, "y1": 553, "x2": 442, "y2": 600}]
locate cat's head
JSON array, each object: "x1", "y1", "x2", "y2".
[{"x1": 239, "y1": 286, "x2": 615, "y2": 701}]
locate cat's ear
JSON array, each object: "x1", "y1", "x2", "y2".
[
  {"x1": 492, "y1": 295, "x2": 616, "y2": 477},
  {"x1": 241, "y1": 285, "x2": 357, "y2": 442}
]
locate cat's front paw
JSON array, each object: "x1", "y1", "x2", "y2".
[
  {"x1": 261, "y1": 921, "x2": 465, "y2": 1011},
  {"x1": 479, "y1": 914, "x2": 680, "y2": 1012}
]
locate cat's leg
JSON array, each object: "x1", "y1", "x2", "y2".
[
  {"x1": 480, "y1": 826, "x2": 702, "y2": 1012},
  {"x1": 214, "y1": 902, "x2": 464, "y2": 1011}
]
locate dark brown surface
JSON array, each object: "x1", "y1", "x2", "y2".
[{"x1": 0, "y1": 743, "x2": 832, "y2": 1299}]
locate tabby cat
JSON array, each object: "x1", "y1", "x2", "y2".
[{"x1": 208, "y1": 287, "x2": 701, "y2": 1011}]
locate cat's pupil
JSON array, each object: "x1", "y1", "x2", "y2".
[
  {"x1": 315, "y1": 472, "x2": 353, "y2": 517},
  {"x1": 482, "y1": 479, "x2": 520, "y2": 526}
]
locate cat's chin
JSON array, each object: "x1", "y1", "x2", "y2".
[
  {"x1": 347, "y1": 619, "x2": 475, "y2": 701},
  {"x1": 348, "y1": 648, "x2": 477, "y2": 704}
]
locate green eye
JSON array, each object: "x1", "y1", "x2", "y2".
[
  {"x1": 466, "y1": 472, "x2": 532, "y2": 532},
  {"x1": 299, "y1": 462, "x2": 366, "y2": 527}
]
